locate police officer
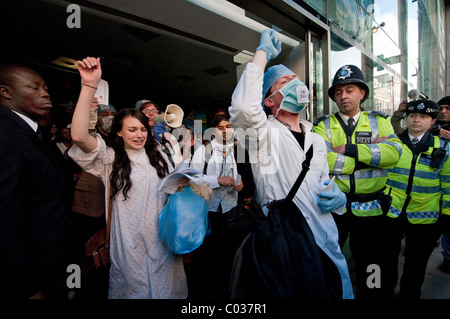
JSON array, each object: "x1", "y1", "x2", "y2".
[
  {"x1": 384, "y1": 99, "x2": 450, "y2": 298},
  {"x1": 429, "y1": 96, "x2": 450, "y2": 139},
  {"x1": 313, "y1": 65, "x2": 402, "y2": 299}
]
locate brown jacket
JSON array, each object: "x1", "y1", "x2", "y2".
[{"x1": 72, "y1": 170, "x2": 105, "y2": 217}]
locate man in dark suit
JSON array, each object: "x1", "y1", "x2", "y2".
[{"x1": 0, "y1": 64, "x2": 73, "y2": 298}]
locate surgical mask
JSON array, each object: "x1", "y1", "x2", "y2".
[
  {"x1": 101, "y1": 115, "x2": 114, "y2": 132},
  {"x1": 269, "y1": 79, "x2": 309, "y2": 117}
]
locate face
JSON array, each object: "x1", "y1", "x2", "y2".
[
  {"x1": 141, "y1": 103, "x2": 160, "y2": 127},
  {"x1": 333, "y1": 84, "x2": 365, "y2": 117},
  {"x1": 264, "y1": 74, "x2": 299, "y2": 113},
  {"x1": 2, "y1": 67, "x2": 52, "y2": 121},
  {"x1": 407, "y1": 113, "x2": 436, "y2": 136},
  {"x1": 99, "y1": 110, "x2": 115, "y2": 119},
  {"x1": 439, "y1": 104, "x2": 450, "y2": 122},
  {"x1": 117, "y1": 116, "x2": 148, "y2": 150},
  {"x1": 215, "y1": 119, "x2": 233, "y2": 143},
  {"x1": 61, "y1": 128, "x2": 71, "y2": 141},
  {"x1": 97, "y1": 110, "x2": 116, "y2": 135}
]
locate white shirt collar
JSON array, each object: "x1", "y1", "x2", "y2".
[
  {"x1": 408, "y1": 133, "x2": 425, "y2": 142},
  {"x1": 338, "y1": 111, "x2": 361, "y2": 126},
  {"x1": 12, "y1": 110, "x2": 38, "y2": 132}
]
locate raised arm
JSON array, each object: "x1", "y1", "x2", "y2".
[
  {"x1": 229, "y1": 29, "x2": 281, "y2": 130},
  {"x1": 71, "y1": 57, "x2": 102, "y2": 153}
]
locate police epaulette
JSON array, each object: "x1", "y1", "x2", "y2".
[
  {"x1": 313, "y1": 114, "x2": 330, "y2": 126},
  {"x1": 368, "y1": 110, "x2": 389, "y2": 119}
]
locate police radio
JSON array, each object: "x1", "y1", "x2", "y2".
[{"x1": 430, "y1": 143, "x2": 447, "y2": 169}]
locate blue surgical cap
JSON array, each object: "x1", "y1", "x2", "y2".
[
  {"x1": 262, "y1": 64, "x2": 296, "y2": 103},
  {"x1": 135, "y1": 99, "x2": 152, "y2": 109},
  {"x1": 98, "y1": 104, "x2": 116, "y2": 115}
]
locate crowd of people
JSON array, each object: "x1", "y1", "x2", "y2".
[{"x1": 0, "y1": 29, "x2": 449, "y2": 300}]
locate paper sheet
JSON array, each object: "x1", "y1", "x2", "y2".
[
  {"x1": 157, "y1": 162, "x2": 203, "y2": 194},
  {"x1": 94, "y1": 79, "x2": 109, "y2": 106}
]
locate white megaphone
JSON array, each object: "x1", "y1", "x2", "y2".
[{"x1": 153, "y1": 104, "x2": 184, "y2": 128}]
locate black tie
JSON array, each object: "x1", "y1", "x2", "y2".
[
  {"x1": 348, "y1": 118, "x2": 355, "y2": 128},
  {"x1": 411, "y1": 137, "x2": 419, "y2": 145}
]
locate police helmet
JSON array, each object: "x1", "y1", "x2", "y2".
[
  {"x1": 328, "y1": 65, "x2": 370, "y2": 103},
  {"x1": 405, "y1": 99, "x2": 439, "y2": 119}
]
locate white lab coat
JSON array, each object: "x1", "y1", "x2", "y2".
[
  {"x1": 229, "y1": 62, "x2": 354, "y2": 299},
  {"x1": 190, "y1": 139, "x2": 239, "y2": 213}
]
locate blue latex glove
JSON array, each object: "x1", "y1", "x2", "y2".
[
  {"x1": 317, "y1": 180, "x2": 347, "y2": 212},
  {"x1": 153, "y1": 122, "x2": 165, "y2": 143},
  {"x1": 256, "y1": 29, "x2": 282, "y2": 61}
]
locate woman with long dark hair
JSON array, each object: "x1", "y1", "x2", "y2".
[{"x1": 68, "y1": 57, "x2": 187, "y2": 299}]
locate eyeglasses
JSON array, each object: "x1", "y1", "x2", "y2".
[{"x1": 142, "y1": 109, "x2": 159, "y2": 115}]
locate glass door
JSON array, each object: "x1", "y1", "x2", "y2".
[{"x1": 310, "y1": 32, "x2": 325, "y2": 122}]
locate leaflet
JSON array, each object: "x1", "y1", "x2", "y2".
[{"x1": 157, "y1": 161, "x2": 203, "y2": 194}]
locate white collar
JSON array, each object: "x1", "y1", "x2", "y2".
[
  {"x1": 408, "y1": 133, "x2": 425, "y2": 142},
  {"x1": 12, "y1": 110, "x2": 38, "y2": 132},
  {"x1": 211, "y1": 138, "x2": 234, "y2": 152},
  {"x1": 338, "y1": 111, "x2": 361, "y2": 126}
]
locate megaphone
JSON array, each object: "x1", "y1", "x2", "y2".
[{"x1": 154, "y1": 104, "x2": 184, "y2": 128}]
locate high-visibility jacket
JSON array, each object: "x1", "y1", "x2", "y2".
[
  {"x1": 313, "y1": 111, "x2": 402, "y2": 217},
  {"x1": 385, "y1": 130, "x2": 450, "y2": 224}
]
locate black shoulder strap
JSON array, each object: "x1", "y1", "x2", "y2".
[
  {"x1": 286, "y1": 145, "x2": 314, "y2": 202},
  {"x1": 203, "y1": 142, "x2": 213, "y2": 174}
]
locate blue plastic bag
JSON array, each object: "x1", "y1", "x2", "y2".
[{"x1": 158, "y1": 186, "x2": 208, "y2": 254}]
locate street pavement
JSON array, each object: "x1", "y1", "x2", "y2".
[
  {"x1": 342, "y1": 236, "x2": 450, "y2": 299},
  {"x1": 397, "y1": 237, "x2": 450, "y2": 299}
]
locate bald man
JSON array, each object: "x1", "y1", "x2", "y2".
[{"x1": 0, "y1": 64, "x2": 72, "y2": 299}]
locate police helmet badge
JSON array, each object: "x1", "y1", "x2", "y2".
[
  {"x1": 417, "y1": 102, "x2": 425, "y2": 110},
  {"x1": 338, "y1": 66, "x2": 353, "y2": 80}
]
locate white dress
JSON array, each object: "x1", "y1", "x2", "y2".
[{"x1": 69, "y1": 134, "x2": 187, "y2": 299}]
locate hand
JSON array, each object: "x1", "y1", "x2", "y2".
[
  {"x1": 153, "y1": 122, "x2": 165, "y2": 143},
  {"x1": 234, "y1": 180, "x2": 244, "y2": 192},
  {"x1": 77, "y1": 57, "x2": 102, "y2": 87},
  {"x1": 256, "y1": 29, "x2": 282, "y2": 61},
  {"x1": 397, "y1": 102, "x2": 407, "y2": 113},
  {"x1": 441, "y1": 128, "x2": 450, "y2": 140},
  {"x1": 178, "y1": 177, "x2": 190, "y2": 188},
  {"x1": 218, "y1": 176, "x2": 235, "y2": 187},
  {"x1": 91, "y1": 97, "x2": 99, "y2": 111},
  {"x1": 331, "y1": 144, "x2": 346, "y2": 154},
  {"x1": 373, "y1": 136, "x2": 388, "y2": 144},
  {"x1": 317, "y1": 182, "x2": 347, "y2": 213}
]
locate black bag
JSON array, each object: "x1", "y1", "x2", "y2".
[{"x1": 227, "y1": 146, "x2": 343, "y2": 299}]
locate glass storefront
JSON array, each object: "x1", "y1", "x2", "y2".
[{"x1": 300, "y1": 0, "x2": 445, "y2": 116}]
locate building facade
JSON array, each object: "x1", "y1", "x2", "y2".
[{"x1": 2, "y1": 0, "x2": 447, "y2": 123}]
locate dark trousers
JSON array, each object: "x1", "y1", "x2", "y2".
[
  {"x1": 384, "y1": 214, "x2": 441, "y2": 299},
  {"x1": 333, "y1": 212, "x2": 394, "y2": 299},
  {"x1": 185, "y1": 210, "x2": 232, "y2": 299}
]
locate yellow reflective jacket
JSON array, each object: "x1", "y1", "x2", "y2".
[
  {"x1": 385, "y1": 130, "x2": 450, "y2": 224},
  {"x1": 313, "y1": 111, "x2": 402, "y2": 217}
]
